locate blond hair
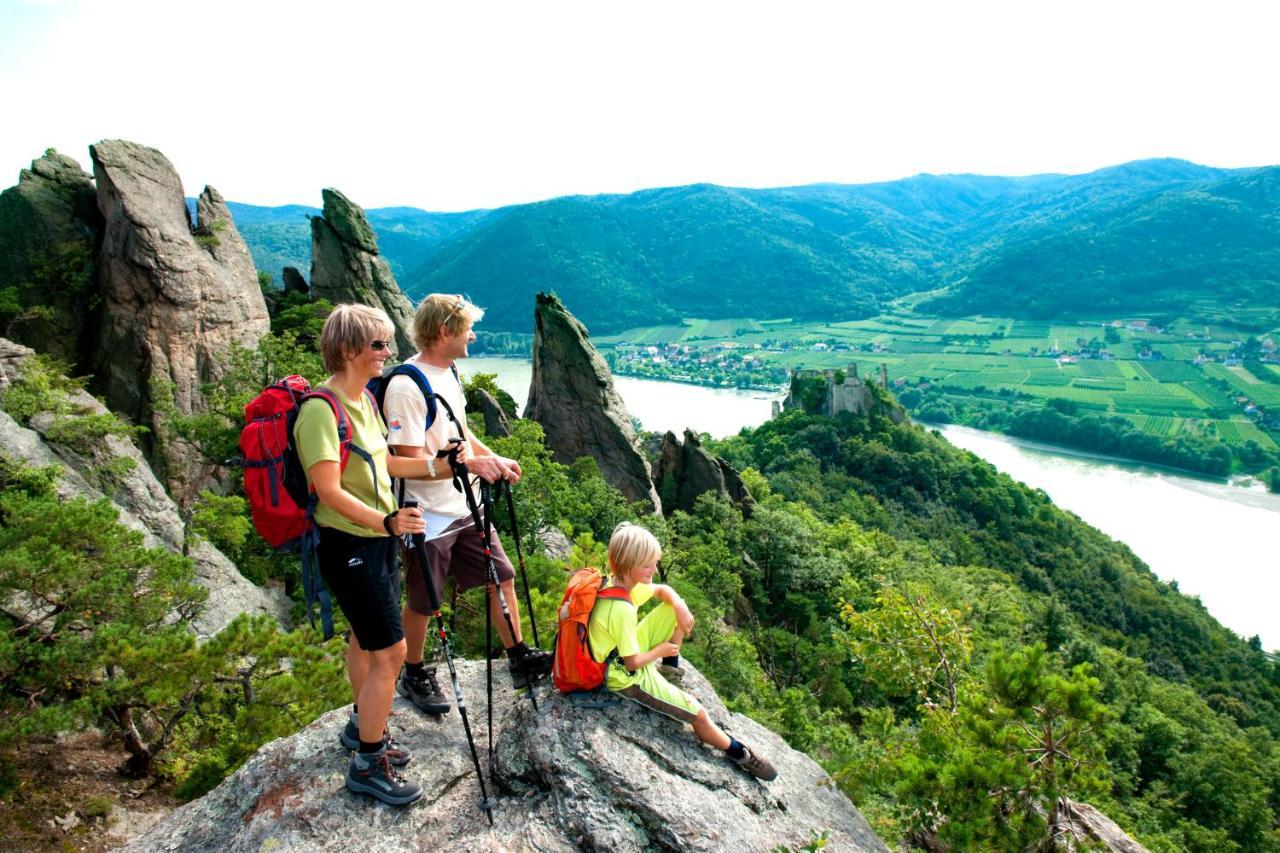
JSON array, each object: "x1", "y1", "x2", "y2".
[
  {"x1": 607, "y1": 522, "x2": 662, "y2": 580},
  {"x1": 319, "y1": 303, "x2": 395, "y2": 373},
  {"x1": 412, "y1": 293, "x2": 485, "y2": 350}
]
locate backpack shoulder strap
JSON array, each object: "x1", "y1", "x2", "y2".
[
  {"x1": 597, "y1": 585, "x2": 635, "y2": 604},
  {"x1": 301, "y1": 388, "x2": 353, "y2": 468},
  {"x1": 385, "y1": 363, "x2": 441, "y2": 429}
]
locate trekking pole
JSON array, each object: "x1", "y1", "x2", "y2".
[
  {"x1": 400, "y1": 499, "x2": 495, "y2": 826},
  {"x1": 497, "y1": 479, "x2": 541, "y2": 651},
  {"x1": 447, "y1": 449, "x2": 540, "y2": 713}
]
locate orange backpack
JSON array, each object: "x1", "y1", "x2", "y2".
[{"x1": 552, "y1": 568, "x2": 634, "y2": 693}]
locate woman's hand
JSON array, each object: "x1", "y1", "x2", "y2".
[{"x1": 391, "y1": 506, "x2": 425, "y2": 536}]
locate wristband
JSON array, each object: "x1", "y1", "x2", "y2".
[
  {"x1": 382, "y1": 511, "x2": 398, "y2": 535},
  {"x1": 427, "y1": 457, "x2": 437, "y2": 479}
]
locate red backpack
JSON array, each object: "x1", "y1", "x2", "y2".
[
  {"x1": 239, "y1": 376, "x2": 377, "y2": 638},
  {"x1": 552, "y1": 568, "x2": 634, "y2": 693}
]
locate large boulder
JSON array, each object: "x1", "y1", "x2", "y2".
[
  {"x1": 0, "y1": 338, "x2": 288, "y2": 637},
  {"x1": 0, "y1": 149, "x2": 102, "y2": 364},
  {"x1": 309, "y1": 188, "x2": 415, "y2": 354},
  {"x1": 124, "y1": 659, "x2": 886, "y2": 852},
  {"x1": 89, "y1": 139, "x2": 270, "y2": 504},
  {"x1": 525, "y1": 293, "x2": 661, "y2": 512},
  {"x1": 653, "y1": 428, "x2": 754, "y2": 517}
]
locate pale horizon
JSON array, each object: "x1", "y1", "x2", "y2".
[{"x1": 3, "y1": 0, "x2": 1279, "y2": 211}]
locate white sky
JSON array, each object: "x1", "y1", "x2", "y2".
[{"x1": 2, "y1": 0, "x2": 1278, "y2": 211}]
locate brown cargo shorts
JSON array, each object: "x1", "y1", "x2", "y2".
[{"x1": 403, "y1": 515, "x2": 516, "y2": 616}]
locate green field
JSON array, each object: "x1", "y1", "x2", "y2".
[{"x1": 599, "y1": 311, "x2": 1280, "y2": 459}]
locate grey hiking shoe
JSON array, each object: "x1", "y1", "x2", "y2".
[
  {"x1": 731, "y1": 744, "x2": 778, "y2": 781},
  {"x1": 397, "y1": 666, "x2": 450, "y2": 714},
  {"x1": 339, "y1": 719, "x2": 411, "y2": 767},
  {"x1": 508, "y1": 646, "x2": 554, "y2": 689},
  {"x1": 346, "y1": 748, "x2": 423, "y2": 806},
  {"x1": 656, "y1": 663, "x2": 685, "y2": 686}
]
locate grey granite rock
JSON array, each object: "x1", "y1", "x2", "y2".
[
  {"x1": 0, "y1": 337, "x2": 287, "y2": 638},
  {"x1": 525, "y1": 293, "x2": 661, "y2": 513},
  {"x1": 89, "y1": 139, "x2": 270, "y2": 504},
  {"x1": 309, "y1": 188, "x2": 416, "y2": 355},
  {"x1": 653, "y1": 428, "x2": 754, "y2": 517},
  {"x1": 124, "y1": 659, "x2": 886, "y2": 852},
  {"x1": 0, "y1": 148, "x2": 102, "y2": 363}
]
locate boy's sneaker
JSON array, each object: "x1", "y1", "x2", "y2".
[
  {"x1": 339, "y1": 721, "x2": 411, "y2": 767},
  {"x1": 397, "y1": 666, "x2": 450, "y2": 714},
  {"x1": 731, "y1": 744, "x2": 778, "y2": 781},
  {"x1": 346, "y1": 748, "x2": 423, "y2": 806},
  {"x1": 508, "y1": 646, "x2": 554, "y2": 689},
  {"x1": 656, "y1": 663, "x2": 685, "y2": 686}
]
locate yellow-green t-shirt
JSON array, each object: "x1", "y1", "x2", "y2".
[
  {"x1": 294, "y1": 387, "x2": 396, "y2": 537},
  {"x1": 587, "y1": 581, "x2": 654, "y2": 690}
]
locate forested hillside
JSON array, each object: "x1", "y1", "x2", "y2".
[
  {"x1": 928, "y1": 165, "x2": 1280, "y2": 318},
  {"x1": 231, "y1": 158, "x2": 1274, "y2": 333},
  {"x1": 212, "y1": 200, "x2": 494, "y2": 281}
]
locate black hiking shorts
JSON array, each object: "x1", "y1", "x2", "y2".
[{"x1": 317, "y1": 526, "x2": 403, "y2": 651}]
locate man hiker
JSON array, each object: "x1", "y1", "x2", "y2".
[{"x1": 383, "y1": 293, "x2": 553, "y2": 714}]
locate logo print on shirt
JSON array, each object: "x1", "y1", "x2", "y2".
[{"x1": 389, "y1": 419, "x2": 402, "y2": 432}]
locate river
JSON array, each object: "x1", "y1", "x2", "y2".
[
  {"x1": 935, "y1": 424, "x2": 1279, "y2": 650},
  {"x1": 462, "y1": 356, "x2": 1278, "y2": 650},
  {"x1": 463, "y1": 356, "x2": 785, "y2": 438}
]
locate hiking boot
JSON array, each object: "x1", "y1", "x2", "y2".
[
  {"x1": 731, "y1": 744, "x2": 778, "y2": 781},
  {"x1": 656, "y1": 663, "x2": 685, "y2": 686},
  {"x1": 508, "y1": 646, "x2": 554, "y2": 689},
  {"x1": 339, "y1": 720, "x2": 411, "y2": 767},
  {"x1": 346, "y1": 748, "x2": 423, "y2": 806},
  {"x1": 397, "y1": 666, "x2": 450, "y2": 714}
]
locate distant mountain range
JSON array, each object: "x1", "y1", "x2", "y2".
[{"x1": 228, "y1": 159, "x2": 1280, "y2": 333}]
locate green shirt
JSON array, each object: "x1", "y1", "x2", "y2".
[
  {"x1": 294, "y1": 387, "x2": 396, "y2": 537},
  {"x1": 587, "y1": 581, "x2": 654, "y2": 690}
]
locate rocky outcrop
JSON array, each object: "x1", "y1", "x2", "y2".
[
  {"x1": 525, "y1": 293, "x2": 662, "y2": 512},
  {"x1": 125, "y1": 659, "x2": 886, "y2": 852},
  {"x1": 472, "y1": 387, "x2": 512, "y2": 437},
  {"x1": 281, "y1": 265, "x2": 308, "y2": 294},
  {"x1": 0, "y1": 149, "x2": 102, "y2": 364},
  {"x1": 309, "y1": 188, "x2": 415, "y2": 354},
  {"x1": 653, "y1": 428, "x2": 754, "y2": 517},
  {"x1": 0, "y1": 338, "x2": 288, "y2": 638},
  {"x1": 89, "y1": 139, "x2": 270, "y2": 503},
  {"x1": 1055, "y1": 799, "x2": 1148, "y2": 852}
]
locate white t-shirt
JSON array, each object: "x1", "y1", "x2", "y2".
[{"x1": 383, "y1": 355, "x2": 474, "y2": 532}]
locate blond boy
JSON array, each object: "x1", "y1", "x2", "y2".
[{"x1": 587, "y1": 523, "x2": 777, "y2": 780}]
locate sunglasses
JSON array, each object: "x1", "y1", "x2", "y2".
[{"x1": 369, "y1": 340, "x2": 393, "y2": 352}]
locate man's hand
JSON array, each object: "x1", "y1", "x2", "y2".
[
  {"x1": 497, "y1": 455, "x2": 522, "y2": 484},
  {"x1": 467, "y1": 454, "x2": 507, "y2": 483}
]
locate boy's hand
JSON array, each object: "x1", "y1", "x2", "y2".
[
  {"x1": 654, "y1": 641, "x2": 681, "y2": 659},
  {"x1": 674, "y1": 601, "x2": 695, "y2": 636}
]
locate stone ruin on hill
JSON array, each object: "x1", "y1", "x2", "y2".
[
  {"x1": 123, "y1": 659, "x2": 888, "y2": 852},
  {"x1": 778, "y1": 362, "x2": 908, "y2": 423}
]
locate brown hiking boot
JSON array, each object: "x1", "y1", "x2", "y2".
[
  {"x1": 656, "y1": 663, "x2": 684, "y2": 686},
  {"x1": 731, "y1": 744, "x2": 777, "y2": 781}
]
